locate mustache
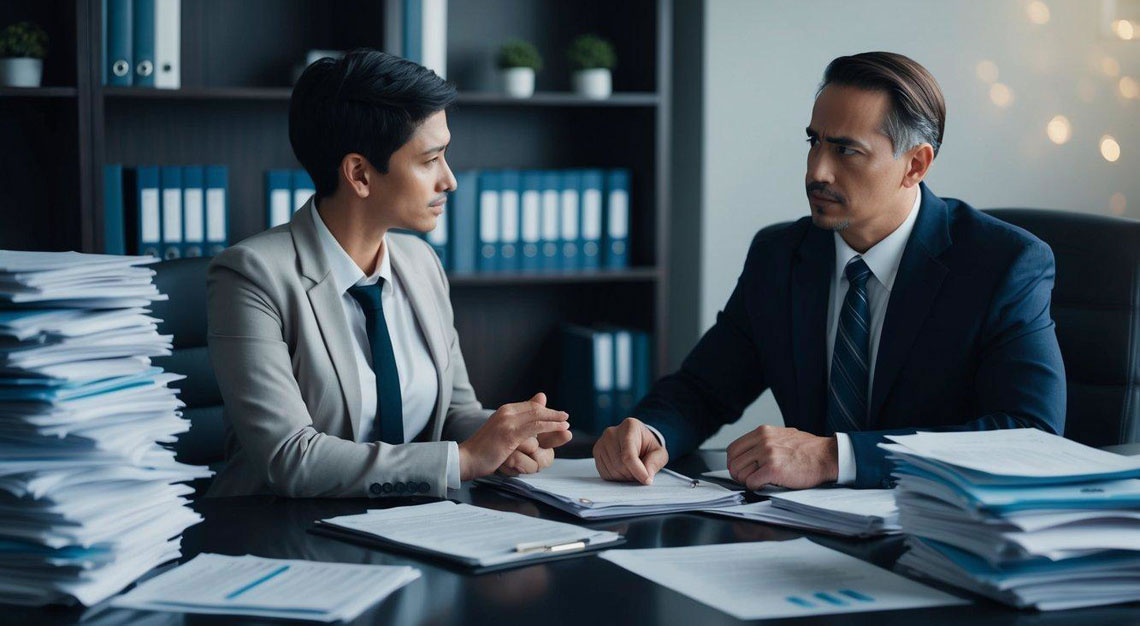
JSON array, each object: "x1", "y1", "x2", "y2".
[{"x1": 806, "y1": 182, "x2": 845, "y2": 204}]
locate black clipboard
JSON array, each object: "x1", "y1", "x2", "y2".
[{"x1": 308, "y1": 521, "x2": 626, "y2": 575}]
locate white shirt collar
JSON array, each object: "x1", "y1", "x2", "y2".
[
  {"x1": 311, "y1": 203, "x2": 392, "y2": 295},
  {"x1": 833, "y1": 187, "x2": 922, "y2": 291}
]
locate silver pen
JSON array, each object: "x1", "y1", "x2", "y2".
[{"x1": 513, "y1": 538, "x2": 590, "y2": 554}]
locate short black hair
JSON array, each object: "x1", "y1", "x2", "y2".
[{"x1": 289, "y1": 48, "x2": 457, "y2": 199}]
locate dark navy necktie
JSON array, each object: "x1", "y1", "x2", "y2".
[
  {"x1": 347, "y1": 282, "x2": 404, "y2": 445},
  {"x1": 827, "y1": 257, "x2": 873, "y2": 434}
]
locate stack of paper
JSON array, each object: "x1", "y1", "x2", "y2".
[
  {"x1": 477, "y1": 458, "x2": 743, "y2": 519},
  {"x1": 706, "y1": 488, "x2": 900, "y2": 537},
  {"x1": 882, "y1": 429, "x2": 1140, "y2": 610},
  {"x1": 111, "y1": 553, "x2": 420, "y2": 622},
  {"x1": 315, "y1": 501, "x2": 623, "y2": 571},
  {"x1": 0, "y1": 251, "x2": 211, "y2": 606}
]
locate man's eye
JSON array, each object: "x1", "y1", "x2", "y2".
[
  {"x1": 806, "y1": 137, "x2": 818, "y2": 147},
  {"x1": 427, "y1": 157, "x2": 439, "y2": 164},
  {"x1": 836, "y1": 146, "x2": 856, "y2": 156}
]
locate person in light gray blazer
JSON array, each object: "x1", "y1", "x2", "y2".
[{"x1": 206, "y1": 50, "x2": 571, "y2": 499}]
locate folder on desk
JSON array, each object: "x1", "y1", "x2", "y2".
[
  {"x1": 540, "y1": 170, "x2": 561, "y2": 272},
  {"x1": 159, "y1": 166, "x2": 183, "y2": 260},
  {"x1": 605, "y1": 169, "x2": 630, "y2": 268},
  {"x1": 102, "y1": 164, "x2": 126, "y2": 255},
  {"x1": 450, "y1": 170, "x2": 478, "y2": 273},
  {"x1": 560, "y1": 170, "x2": 582, "y2": 271},
  {"x1": 499, "y1": 170, "x2": 521, "y2": 272},
  {"x1": 291, "y1": 169, "x2": 315, "y2": 213},
  {"x1": 265, "y1": 170, "x2": 292, "y2": 229},
  {"x1": 312, "y1": 501, "x2": 624, "y2": 574},
  {"x1": 132, "y1": 0, "x2": 156, "y2": 87},
  {"x1": 519, "y1": 170, "x2": 542, "y2": 272},
  {"x1": 153, "y1": 0, "x2": 180, "y2": 89},
  {"x1": 580, "y1": 169, "x2": 604, "y2": 270},
  {"x1": 181, "y1": 166, "x2": 205, "y2": 258},
  {"x1": 104, "y1": 0, "x2": 133, "y2": 86},
  {"x1": 205, "y1": 166, "x2": 228, "y2": 255},
  {"x1": 124, "y1": 166, "x2": 161, "y2": 257},
  {"x1": 477, "y1": 171, "x2": 501, "y2": 272}
]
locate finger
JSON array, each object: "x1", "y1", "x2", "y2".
[
  {"x1": 529, "y1": 406, "x2": 569, "y2": 422},
  {"x1": 619, "y1": 426, "x2": 652, "y2": 485},
  {"x1": 537, "y1": 429, "x2": 573, "y2": 449},
  {"x1": 532, "y1": 446, "x2": 555, "y2": 470},
  {"x1": 726, "y1": 429, "x2": 765, "y2": 461},
  {"x1": 643, "y1": 446, "x2": 669, "y2": 479},
  {"x1": 728, "y1": 444, "x2": 764, "y2": 480},
  {"x1": 531, "y1": 392, "x2": 547, "y2": 407},
  {"x1": 745, "y1": 461, "x2": 777, "y2": 491},
  {"x1": 516, "y1": 436, "x2": 540, "y2": 455},
  {"x1": 520, "y1": 419, "x2": 571, "y2": 441},
  {"x1": 595, "y1": 447, "x2": 620, "y2": 480},
  {"x1": 497, "y1": 464, "x2": 520, "y2": 477},
  {"x1": 506, "y1": 450, "x2": 540, "y2": 474}
]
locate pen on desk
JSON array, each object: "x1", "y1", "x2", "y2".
[{"x1": 514, "y1": 538, "x2": 590, "y2": 554}]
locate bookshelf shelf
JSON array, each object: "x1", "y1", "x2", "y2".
[
  {"x1": 101, "y1": 87, "x2": 660, "y2": 108},
  {"x1": 0, "y1": 86, "x2": 78, "y2": 98}
]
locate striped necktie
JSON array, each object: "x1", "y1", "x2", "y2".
[
  {"x1": 826, "y1": 257, "x2": 873, "y2": 434},
  {"x1": 347, "y1": 282, "x2": 404, "y2": 445}
]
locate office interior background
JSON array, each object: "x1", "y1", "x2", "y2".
[{"x1": 1, "y1": 0, "x2": 1139, "y2": 618}]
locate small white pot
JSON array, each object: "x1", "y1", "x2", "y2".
[
  {"x1": 0, "y1": 58, "x2": 43, "y2": 87},
  {"x1": 502, "y1": 67, "x2": 535, "y2": 98},
  {"x1": 573, "y1": 68, "x2": 611, "y2": 99}
]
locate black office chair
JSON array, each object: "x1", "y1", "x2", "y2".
[
  {"x1": 149, "y1": 257, "x2": 226, "y2": 486},
  {"x1": 984, "y1": 209, "x2": 1140, "y2": 447}
]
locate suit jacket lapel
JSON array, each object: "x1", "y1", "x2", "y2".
[
  {"x1": 791, "y1": 224, "x2": 834, "y2": 434},
  {"x1": 387, "y1": 237, "x2": 449, "y2": 437},
  {"x1": 291, "y1": 200, "x2": 364, "y2": 440},
  {"x1": 869, "y1": 183, "x2": 952, "y2": 421}
]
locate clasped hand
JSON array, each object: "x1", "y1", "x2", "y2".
[{"x1": 458, "y1": 392, "x2": 572, "y2": 481}]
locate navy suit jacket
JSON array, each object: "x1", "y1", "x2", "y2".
[{"x1": 635, "y1": 184, "x2": 1066, "y2": 488}]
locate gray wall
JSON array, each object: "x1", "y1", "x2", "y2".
[{"x1": 667, "y1": 0, "x2": 1140, "y2": 448}]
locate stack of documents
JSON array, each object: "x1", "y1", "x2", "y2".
[
  {"x1": 599, "y1": 538, "x2": 966, "y2": 620},
  {"x1": 477, "y1": 458, "x2": 743, "y2": 519},
  {"x1": 706, "y1": 488, "x2": 901, "y2": 537},
  {"x1": 882, "y1": 429, "x2": 1140, "y2": 610},
  {"x1": 111, "y1": 553, "x2": 420, "y2": 622},
  {"x1": 0, "y1": 251, "x2": 211, "y2": 606},
  {"x1": 314, "y1": 501, "x2": 624, "y2": 572}
]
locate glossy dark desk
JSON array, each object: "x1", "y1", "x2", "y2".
[{"x1": 11, "y1": 450, "x2": 1140, "y2": 625}]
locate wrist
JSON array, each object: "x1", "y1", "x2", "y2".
[
  {"x1": 458, "y1": 442, "x2": 474, "y2": 482},
  {"x1": 822, "y1": 435, "x2": 839, "y2": 483}
]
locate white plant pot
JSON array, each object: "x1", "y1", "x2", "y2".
[
  {"x1": 0, "y1": 57, "x2": 43, "y2": 88},
  {"x1": 502, "y1": 67, "x2": 535, "y2": 98},
  {"x1": 573, "y1": 68, "x2": 612, "y2": 99}
]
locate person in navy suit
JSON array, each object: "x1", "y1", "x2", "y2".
[{"x1": 593, "y1": 51, "x2": 1065, "y2": 490}]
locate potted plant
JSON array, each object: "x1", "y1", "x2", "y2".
[
  {"x1": 0, "y1": 21, "x2": 48, "y2": 88},
  {"x1": 567, "y1": 34, "x2": 615, "y2": 99},
  {"x1": 497, "y1": 39, "x2": 542, "y2": 98}
]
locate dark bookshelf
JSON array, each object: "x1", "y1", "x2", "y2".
[{"x1": 0, "y1": 0, "x2": 673, "y2": 409}]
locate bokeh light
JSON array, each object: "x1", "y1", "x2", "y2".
[
  {"x1": 1113, "y1": 19, "x2": 1135, "y2": 40},
  {"x1": 1119, "y1": 76, "x2": 1139, "y2": 100},
  {"x1": 990, "y1": 83, "x2": 1014, "y2": 107},
  {"x1": 1110, "y1": 193, "x2": 1127, "y2": 216},
  {"x1": 976, "y1": 60, "x2": 999, "y2": 84},
  {"x1": 1027, "y1": 1, "x2": 1051, "y2": 24},
  {"x1": 1046, "y1": 115, "x2": 1071, "y2": 144},
  {"x1": 1100, "y1": 135, "x2": 1121, "y2": 162},
  {"x1": 1099, "y1": 57, "x2": 1120, "y2": 77}
]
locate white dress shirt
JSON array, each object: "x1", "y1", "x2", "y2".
[
  {"x1": 312, "y1": 208, "x2": 459, "y2": 489},
  {"x1": 829, "y1": 187, "x2": 922, "y2": 484}
]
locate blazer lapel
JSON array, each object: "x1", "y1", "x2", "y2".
[
  {"x1": 791, "y1": 224, "x2": 834, "y2": 434},
  {"x1": 291, "y1": 201, "x2": 364, "y2": 440},
  {"x1": 387, "y1": 237, "x2": 450, "y2": 436},
  {"x1": 869, "y1": 184, "x2": 952, "y2": 421}
]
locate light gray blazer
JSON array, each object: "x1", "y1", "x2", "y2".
[{"x1": 205, "y1": 200, "x2": 490, "y2": 499}]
